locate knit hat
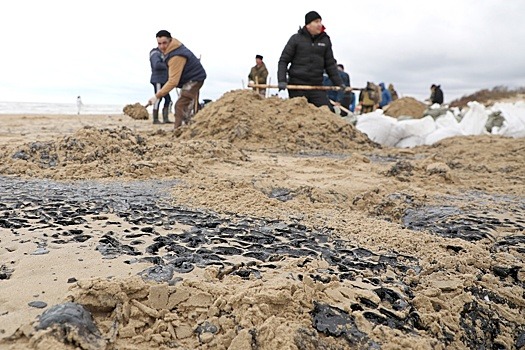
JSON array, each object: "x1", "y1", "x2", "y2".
[
  {"x1": 305, "y1": 11, "x2": 321, "y2": 25},
  {"x1": 255, "y1": 54, "x2": 263, "y2": 60}
]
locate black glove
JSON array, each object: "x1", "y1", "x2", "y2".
[{"x1": 278, "y1": 82, "x2": 287, "y2": 91}]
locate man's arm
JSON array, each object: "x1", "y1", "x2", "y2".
[
  {"x1": 277, "y1": 35, "x2": 296, "y2": 83},
  {"x1": 156, "y1": 56, "x2": 187, "y2": 98}
]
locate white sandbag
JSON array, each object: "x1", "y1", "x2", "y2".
[
  {"x1": 395, "y1": 135, "x2": 425, "y2": 148},
  {"x1": 356, "y1": 110, "x2": 404, "y2": 146},
  {"x1": 492, "y1": 101, "x2": 525, "y2": 138},
  {"x1": 459, "y1": 101, "x2": 489, "y2": 135},
  {"x1": 424, "y1": 127, "x2": 464, "y2": 145},
  {"x1": 435, "y1": 111, "x2": 461, "y2": 130},
  {"x1": 397, "y1": 116, "x2": 436, "y2": 137}
]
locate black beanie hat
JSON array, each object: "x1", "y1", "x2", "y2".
[
  {"x1": 255, "y1": 54, "x2": 263, "y2": 60},
  {"x1": 305, "y1": 11, "x2": 321, "y2": 25}
]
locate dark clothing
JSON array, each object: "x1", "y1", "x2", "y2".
[
  {"x1": 278, "y1": 27, "x2": 343, "y2": 88},
  {"x1": 150, "y1": 48, "x2": 168, "y2": 84},
  {"x1": 323, "y1": 71, "x2": 352, "y2": 116},
  {"x1": 431, "y1": 85, "x2": 444, "y2": 104},
  {"x1": 288, "y1": 89, "x2": 331, "y2": 109},
  {"x1": 379, "y1": 82, "x2": 392, "y2": 108},
  {"x1": 164, "y1": 44, "x2": 207, "y2": 88},
  {"x1": 149, "y1": 48, "x2": 171, "y2": 110}
]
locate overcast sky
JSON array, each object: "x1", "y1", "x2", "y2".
[{"x1": 1, "y1": 0, "x2": 524, "y2": 106}]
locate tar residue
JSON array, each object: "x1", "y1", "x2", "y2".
[{"x1": 1, "y1": 176, "x2": 524, "y2": 348}]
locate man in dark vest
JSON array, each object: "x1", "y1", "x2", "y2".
[{"x1": 147, "y1": 30, "x2": 207, "y2": 129}]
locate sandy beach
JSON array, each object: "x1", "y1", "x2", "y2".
[{"x1": 0, "y1": 90, "x2": 524, "y2": 349}]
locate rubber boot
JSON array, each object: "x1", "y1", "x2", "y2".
[
  {"x1": 162, "y1": 106, "x2": 171, "y2": 123},
  {"x1": 152, "y1": 109, "x2": 161, "y2": 124}
]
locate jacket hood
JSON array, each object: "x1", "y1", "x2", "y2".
[{"x1": 164, "y1": 38, "x2": 182, "y2": 55}]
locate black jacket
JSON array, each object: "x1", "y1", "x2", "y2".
[
  {"x1": 278, "y1": 27, "x2": 343, "y2": 87},
  {"x1": 432, "y1": 86, "x2": 444, "y2": 104}
]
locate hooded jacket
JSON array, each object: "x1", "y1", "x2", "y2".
[
  {"x1": 149, "y1": 48, "x2": 168, "y2": 84},
  {"x1": 379, "y1": 82, "x2": 392, "y2": 108},
  {"x1": 156, "y1": 38, "x2": 207, "y2": 98},
  {"x1": 278, "y1": 27, "x2": 343, "y2": 87}
]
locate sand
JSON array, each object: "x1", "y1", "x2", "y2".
[{"x1": 0, "y1": 89, "x2": 524, "y2": 350}]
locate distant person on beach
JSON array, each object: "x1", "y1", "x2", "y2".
[
  {"x1": 429, "y1": 84, "x2": 444, "y2": 105},
  {"x1": 378, "y1": 82, "x2": 392, "y2": 109},
  {"x1": 76, "y1": 96, "x2": 83, "y2": 115},
  {"x1": 147, "y1": 30, "x2": 207, "y2": 129},
  {"x1": 388, "y1": 83, "x2": 399, "y2": 101},
  {"x1": 358, "y1": 82, "x2": 380, "y2": 114},
  {"x1": 149, "y1": 46, "x2": 172, "y2": 124},
  {"x1": 322, "y1": 64, "x2": 353, "y2": 116},
  {"x1": 248, "y1": 54, "x2": 269, "y2": 97},
  {"x1": 277, "y1": 10, "x2": 344, "y2": 111}
]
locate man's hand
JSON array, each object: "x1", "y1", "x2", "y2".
[
  {"x1": 278, "y1": 82, "x2": 287, "y2": 91},
  {"x1": 147, "y1": 96, "x2": 159, "y2": 107}
]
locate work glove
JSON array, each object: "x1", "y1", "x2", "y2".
[
  {"x1": 278, "y1": 82, "x2": 287, "y2": 91},
  {"x1": 147, "y1": 96, "x2": 159, "y2": 107}
]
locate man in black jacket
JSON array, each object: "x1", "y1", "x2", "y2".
[
  {"x1": 430, "y1": 84, "x2": 444, "y2": 105},
  {"x1": 278, "y1": 11, "x2": 344, "y2": 111}
]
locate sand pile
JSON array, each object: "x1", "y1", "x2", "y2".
[
  {"x1": 123, "y1": 103, "x2": 149, "y2": 120},
  {"x1": 384, "y1": 96, "x2": 427, "y2": 119},
  {"x1": 179, "y1": 89, "x2": 377, "y2": 153},
  {"x1": 0, "y1": 126, "x2": 247, "y2": 180}
]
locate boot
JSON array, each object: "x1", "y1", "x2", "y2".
[
  {"x1": 152, "y1": 109, "x2": 161, "y2": 124},
  {"x1": 162, "y1": 106, "x2": 172, "y2": 123}
]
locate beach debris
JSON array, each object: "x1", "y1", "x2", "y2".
[
  {"x1": 36, "y1": 302, "x2": 105, "y2": 350},
  {"x1": 311, "y1": 302, "x2": 379, "y2": 349},
  {"x1": 123, "y1": 102, "x2": 149, "y2": 120},
  {"x1": 0, "y1": 264, "x2": 14, "y2": 280},
  {"x1": 1, "y1": 176, "x2": 525, "y2": 348},
  {"x1": 28, "y1": 301, "x2": 47, "y2": 309}
]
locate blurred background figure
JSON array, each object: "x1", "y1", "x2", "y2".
[
  {"x1": 248, "y1": 54, "x2": 269, "y2": 97},
  {"x1": 388, "y1": 83, "x2": 399, "y2": 101},
  {"x1": 76, "y1": 96, "x2": 83, "y2": 115},
  {"x1": 358, "y1": 82, "x2": 380, "y2": 114},
  {"x1": 378, "y1": 82, "x2": 392, "y2": 109},
  {"x1": 430, "y1": 84, "x2": 444, "y2": 105},
  {"x1": 149, "y1": 45, "x2": 172, "y2": 124}
]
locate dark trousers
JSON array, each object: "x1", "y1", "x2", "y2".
[
  {"x1": 152, "y1": 83, "x2": 171, "y2": 110},
  {"x1": 288, "y1": 89, "x2": 334, "y2": 112}
]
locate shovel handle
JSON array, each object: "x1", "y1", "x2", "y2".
[{"x1": 248, "y1": 83, "x2": 362, "y2": 92}]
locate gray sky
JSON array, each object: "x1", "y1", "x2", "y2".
[{"x1": 1, "y1": 0, "x2": 524, "y2": 105}]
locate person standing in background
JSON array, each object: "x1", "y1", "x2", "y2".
[
  {"x1": 430, "y1": 84, "x2": 444, "y2": 105},
  {"x1": 150, "y1": 46, "x2": 172, "y2": 124},
  {"x1": 378, "y1": 82, "x2": 392, "y2": 109},
  {"x1": 388, "y1": 83, "x2": 399, "y2": 101},
  {"x1": 248, "y1": 54, "x2": 269, "y2": 97},
  {"x1": 278, "y1": 11, "x2": 344, "y2": 111},
  {"x1": 76, "y1": 96, "x2": 83, "y2": 115},
  {"x1": 147, "y1": 30, "x2": 207, "y2": 129}
]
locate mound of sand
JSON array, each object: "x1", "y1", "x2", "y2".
[
  {"x1": 0, "y1": 127, "x2": 247, "y2": 180},
  {"x1": 384, "y1": 96, "x2": 428, "y2": 119},
  {"x1": 123, "y1": 103, "x2": 149, "y2": 120},
  {"x1": 179, "y1": 89, "x2": 377, "y2": 153}
]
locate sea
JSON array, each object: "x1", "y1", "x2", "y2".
[{"x1": 0, "y1": 101, "x2": 125, "y2": 115}]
